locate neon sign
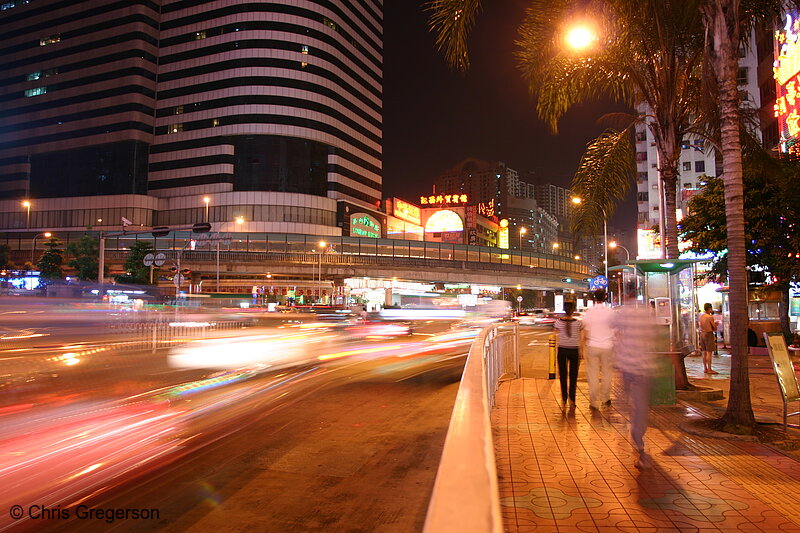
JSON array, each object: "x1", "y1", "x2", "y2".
[
  {"x1": 350, "y1": 213, "x2": 381, "y2": 238},
  {"x1": 477, "y1": 199, "x2": 496, "y2": 218},
  {"x1": 420, "y1": 194, "x2": 468, "y2": 205},
  {"x1": 775, "y1": 11, "x2": 800, "y2": 151}
]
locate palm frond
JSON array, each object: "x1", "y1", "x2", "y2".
[
  {"x1": 425, "y1": 0, "x2": 482, "y2": 72},
  {"x1": 570, "y1": 128, "x2": 635, "y2": 236}
]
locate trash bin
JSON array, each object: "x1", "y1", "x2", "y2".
[{"x1": 650, "y1": 352, "x2": 676, "y2": 405}]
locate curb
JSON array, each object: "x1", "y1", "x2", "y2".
[
  {"x1": 678, "y1": 420, "x2": 759, "y2": 442},
  {"x1": 676, "y1": 386, "x2": 724, "y2": 401}
]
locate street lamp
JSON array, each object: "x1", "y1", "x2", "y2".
[
  {"x1": 608, "y1": 241, "x2": 631, "y2": 263},
  {"x1": 572, "y1": 196, "x2": 608, "y2": 280},
  {"x1": 552, "y1": 242, "x2": 560, "y2": 251},
  {"x1": 22, "y1": 200, "x2": 31, "y2": 228},
  {"x1": 31, "y1": 231, "x2": 52, "y2": 265},
  {"x1": 203, "y1": 197, "x2": 210, "y2": 223},
  {"x1": 519, "y1": 227, "x2": 527, "y2": 250}
]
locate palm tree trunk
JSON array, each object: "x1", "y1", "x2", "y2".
[
  {"x1": 704, "y1": 0, "x2": 755, "y2": 429},
  {"x1": 659, "y1": 164, "x2": 680, "y2": 259}
]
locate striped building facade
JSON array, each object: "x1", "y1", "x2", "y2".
[{"x1": 0, "y1": 0, "x2": 382, "y2": 234}]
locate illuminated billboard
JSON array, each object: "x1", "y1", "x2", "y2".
[
  {"x1": 637, "y1": 229, "x2": 661, "y2": 259},
  {"x1": 425, "y1": 210, "x2": 464, "y2": 233},
  {"x1": 350, "y1": 213, "x2": 381, "y2": 238},
  {"x1": 391, "y1": 198, "x2": 421, "y2": 225},
  {"x1": 775, "y1": 11, "x2": 800, "y2": 152}
]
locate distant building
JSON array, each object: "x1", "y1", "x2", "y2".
[{"x1": 0, "y1": 0, "x2": 383, "y2": 234}]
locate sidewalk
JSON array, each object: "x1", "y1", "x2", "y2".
[{"x1": 494, "y1": 340, "x2": 800, "y2": 532}]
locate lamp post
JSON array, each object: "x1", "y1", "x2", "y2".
[
  {"x1": 519, "y1": 227, "x2": 527, "y2": 250},
  {"x1": 203, "y1": 197, "x2": 210, "y2": 223},
  {"x1": 608, "y1": 241, "x2": 631, "y2": 263},
  {"x1": 317, "y1": 240, "x2": 326, "y2": 304},
  {"x1": 31, "y1": 231, "x2": 52, "y2": 265},
  {"x1": 22, "y1": 200, "x2": 31, "y2": 229},
  {"x1": 572, "y1": 197, "x2": 608, "y2": 281}
]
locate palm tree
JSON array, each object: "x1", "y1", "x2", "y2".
[
  {"x1": 427, "y1": 0, "x2": 707, "y2": 259},
  {"x1": 699, "y1": 0, "x2": 796, "y2": 430}
]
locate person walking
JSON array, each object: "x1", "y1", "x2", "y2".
[
  {"x1": 582, "y1": 289, "x2": 616, "y2": 409},
  {"x1": 553, "y1": 300, "x2": 582, "y2": 409},
  {"x1": 615, "y1": 289, "x2": 658, "y2": 470},
  {"x1": 698, "y1": 303, "x2": 717, "y2": 374}
]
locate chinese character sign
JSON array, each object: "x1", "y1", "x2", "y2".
[
  {"x1": 420, "y1": 194, "x2": 468, "y2": 205},
  {"x1": 350, "y1": 213, "x2": 381, "y2": 238}
]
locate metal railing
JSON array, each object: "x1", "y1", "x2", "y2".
[{"x1": 423, "y1": 322, "x2": 519, "y2": 533}]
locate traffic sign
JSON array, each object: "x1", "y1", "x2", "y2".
[
  {"x1": 590, "y1": 275, "x2": 609, "y2": 290},
  {"x1": 172, "y1": 273, "x2": 185, "y2": 287},
  {"x1": 516, "y1": 296, "x2": 523, "y2": 302},
  {"x1": 154, "y1": 253, "x2": 166, "y2": 267},
  {"x1": 142, "y1": 253, "x2": 154, "y2": 267}
]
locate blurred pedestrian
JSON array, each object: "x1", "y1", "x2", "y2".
[
  {"x1": 698, "y1": 303, "x2": 717, "y2": 374},
  {"x1": 553, "y1": 300, "x2": 582, "y2": 409},
  {"x1": 582, "y1": 289, "x2": 615, "y2": 409},
  {"x1": 615, "y1": 287, "x2": 658, "y2": 469}
]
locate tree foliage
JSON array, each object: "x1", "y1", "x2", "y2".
[
  {"x1": 0, "y1": 244, "x2": 13, "y2": 270},
  {"x1": 66, "y1": 234, "x2": 102, "y2": 281},
  {"x1": 115, "y1": 240, "x2": 156, "y2": 285},
  {"x1": 36, "y1": 237, "x2": 64, "y2": 282}
]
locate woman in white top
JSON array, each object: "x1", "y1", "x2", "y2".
[{"x1": 553, "y1": 301, "x2": 583, "y2": 408}]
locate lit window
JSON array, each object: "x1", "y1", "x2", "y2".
[
  {"x1": 323, "y1": 17, "x2": 337, "y2": 31},
  {"x1": 169, "y1": 124, "x2": 183, "y2": 134},
  {"x1": 683, "y1": 183, "x2": 692, "y2": 188},
  {"x1": 195, "y1": 31, "x2": 206, "y2": 40},
  {"x1": 174, "y1": 105, "x2": 184, "y2": 115},
  {"x1": 24, "y1": 87, "x2": 46, "y2": 97},
  {"x1": 39, "y1": 34, "x2": 60, "y2": 46},
  {"x1": 1, "y1": 2, "x2": 16, "y2": 11},
  {"x1": 26, "y1": 71, "x2": 42, "y2": 81},
  {"x1": 301, "y1": 45, "x2": 309, "y2": 68},
  {"x1": 212, "y1": 118, "x2": 219, "y2": 127},
  {"x1": 682, "y1": 162, "x2": 691, "y2": 171}
]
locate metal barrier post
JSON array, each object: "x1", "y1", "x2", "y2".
[{"x1": 548, "y1": 333, "x2": 557, "y2": 380}]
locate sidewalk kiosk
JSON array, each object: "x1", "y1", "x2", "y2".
[{"x1": 614, "y1": 259, "x2": 701, "y2": 395}]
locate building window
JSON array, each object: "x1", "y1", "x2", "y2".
[
  {"x1": 635, "y1": 130, "x2": 646, "y2": 141},
  {"x1": 695, "y1": 161, "x2": 705, "y2": 172},
  {"x1": 174, "y1": 105, "x2": 184, "y2": 115},
  {"x1": 212, "y1": 118, "x2": 219, "y2": 127},
  {"x1": 682, "y1": 162, "x2": 691, "y2": 171},
  {"x1": 635, "y1": 152, "x2": 647, "y2": 162},
  {"x1": 24, "y1": 87, "x2": 46, "y2": 97},
  {"x1": 323, "y1": 17, "x2": 337, "y2": 31},
  {"x1": 39, "y1": 34, "x2": 60, "y2": 46},
  {"x1": 26, "y1": 71, "x2": 42, "y2": 81},
  {"x1": 1, "y1": 2, "x2": 16, "y2": 10},
  {"x1": 637, "y1": 172, "x2": 648, "y2": 182},
  {"x1": 169, "y1": 124, "x2": 183, "y2": 134},
  {"x1": 195, "y1": 31, "x2": 206, "y2": 40},
  {"x1": 637, "y1": 192, "x2": 649, "y2": 202},
  {"x1": 737, "y1": 67, "x2": 748, "y2": 85},
  {"x1": 684, "y1": 182, "x2": 693, "y2": 188},
  {"x1": 301, "y1": 45, "x2": 309, "y2": 68}
]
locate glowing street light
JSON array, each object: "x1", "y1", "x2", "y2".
[
  {"x1": 235, "y1": 216, "x2": 244, "y2": 225},
  {"x1": 31, "y1": 231, "x2": 52, "y2": 264},
  {"x1": 22, "y1": 200, "x2": 31, "y2": 228},
  {"x1": 572, "y1": 196, "x2": 608, "y2": 280},
  {"x1": 519, "y1": 227, "x2": 527, "y2": 250},
  {"x1": 565, "y1": 25, "x2": 595, "y2": 51},
  {"x1": 609, "y1": 240, "x2": 631, "y2": 262},
  {"x1": 203, "y1": 197, "x2": 210, "y2": 222}
]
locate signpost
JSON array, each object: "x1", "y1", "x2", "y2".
[
  {"x1": 516, "y1": 295, "x2": 523, "y2": 314},
  {"x1": 764, "y1": 332, "x2": 800, "y2": 428}
]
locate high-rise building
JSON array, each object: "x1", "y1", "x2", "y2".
[
  {"x1": 635, "y1": 31, "x2": 772, "y2": 249},
  {"x1": 0, "y1": 0, "x2": 382, "y2": 234}
]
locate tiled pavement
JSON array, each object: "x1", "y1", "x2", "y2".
[{"x1": 494, "y1": 337, "x2": 800, "y2": 532}]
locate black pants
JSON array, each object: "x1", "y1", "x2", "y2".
[{"x1": 558, "y1": 346, "x2": 580, "y2": 403}]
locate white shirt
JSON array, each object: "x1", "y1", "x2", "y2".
[{"x1": 582, "y1": 303, "x2": 616, "y2": 349}]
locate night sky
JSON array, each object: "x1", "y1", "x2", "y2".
[{"x1": 382, "y1": 1, "x2": 637, "y2": 230}]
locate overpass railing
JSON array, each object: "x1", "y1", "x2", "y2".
[
  {"x1": 1, "y1": 232, "x2": 590, "y2": 277},
  {"x1": 423, "y1": 322, "x2": 519, "y2": 533}
]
